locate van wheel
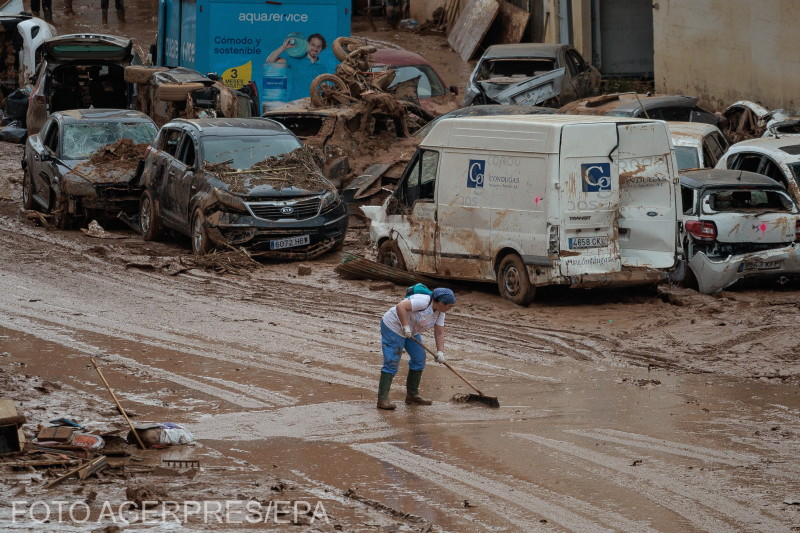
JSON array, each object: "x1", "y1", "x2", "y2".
[
  {"x1": 155, "y1": 82, "x2": 206, "y2": 102},
  {"x1": 377, "y1": 239, "x2": 406, "y2": 271},
  {"x1": 332, "y1": 37, "x2": 364, "y2": 61},
  {"x1": 124, "y1": 65, "x2": 168, "y2": 84},
  {"x1": 139, "y1": 189, "x2": 161, "y2": 241},
  {"x1": 22, "y1": 167, "x2": 36, "y2": 210},
  {"x1": 498, "y1": 254, "x2": 535, "y2": 306},
  {"x1": 191, "y1": 208, "x2": 212, "y2": 255}
]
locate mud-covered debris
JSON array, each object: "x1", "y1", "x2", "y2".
[
  {"x1": 204, "y1": 146, "x2": 328, "y2": 194},
  {"x1": 297, "y1": 265, "x2": 312, "y2": 276},
  {"x1": 343, "y1": 487, "x2": 426, "y2": 523},
  {"x1": 180, "y1": 250, "x2": 260, "y2": 275},
  {"x1": 450, "y1": 393, "x2": 471, "y2": 403},
  {"x1": 81, "y1": 220, "x2": 128, "y2": 239},
  {"x1": 126, "y1": 484, "x2": 169, "y2": 508},
  {"x1": 84, "y1": 138, "x2": 150, "y2": 173}
]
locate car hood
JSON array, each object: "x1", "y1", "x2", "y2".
[
  {"x1": 202, "y1": 168, "x2": 333, "y2": 198},
  {"x1": 42, "y1": 34, "x2": 133, "y2": 63},
  {"x1": 64, "y1": 159, "x2": 139, "y2": 185}
]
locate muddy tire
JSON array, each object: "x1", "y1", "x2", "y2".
[
  {"x1": 139, "y1": 189, "x2": 161, "y2": 241},
  {"x1": 332, "y1": 37, "x2": 364, "y2": 61},
  {"x1": 154, "y1": 82, "x2": 206, "y2": 102},
  {"x1": 124, "y1": 65, "x2": 168, "y2": 84},
  {"x1": 377, "y1": 239, "x2": 406, "y2": 271},
  {"x1": 191, "y1": 208, "x2": 212, "y2": 255},
  {"x1": 22, "y1": 167, "x2": 36, "y2": 210},
  {"x1": 310, "y1": 74, "x2": 351, "y2": 108},
  {"x1": 51, "y1": 193, "x2": 73, "y2": 230},
  {"x1": 497, "y1": 254, "x2": 535, "y2": 306}
]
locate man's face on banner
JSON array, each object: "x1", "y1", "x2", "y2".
[{"x1": 307, "y1": 37, "x2": 324, "y2": 60}]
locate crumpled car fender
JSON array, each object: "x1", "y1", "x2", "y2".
[{"x1": 688, "y1": 244, "x2": 800, "y2": 294}]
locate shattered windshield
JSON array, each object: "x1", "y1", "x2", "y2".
[
  {"x1": 201, "y1": 135, "x2": 301, "y2": 170},
  {"x1": 675, "y1": 146, "x2": 701, "y2": 170},
  {"x1": 477, "y1": 58, "x2": 556, "y2": 82},
  {"x1": 703, "y1": 188, "x2": 796, "y2": 214},
  {"x1": 375, "y1": 65, "x2": 446, "y2": 97},
  {"x1": 62, "y1": 122, "x2": 157, "y2": 160}
]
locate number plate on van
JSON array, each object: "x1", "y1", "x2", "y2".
[{"x1": 569, "y1": 236, "x2": 609, "y2": 249}]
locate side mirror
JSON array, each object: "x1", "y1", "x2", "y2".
[{"x1": 449, "y1": 85, "x2": 459, "y2": 95}]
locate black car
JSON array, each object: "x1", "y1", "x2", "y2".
[
  {"x1": 22, "y1": 108, "x2": 158, "y2": 229},
  {"x1": 138, "y1": 118, "x2": 348, "y2": 257}
]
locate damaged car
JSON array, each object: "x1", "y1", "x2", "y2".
[
  {"x1": 0, "y1": 13, "x2": 55, "y2": 99},
  {"x1": 668, "y1": 121, "x2": 729, "y2": 170},
  {"x1": 715, "y1": 137, "x2": 800, "y2": 205},
  {"x1": 462, "y1": 43, "x2": 600, "y2": 107},
  {"x1": 22, "y1": 109, "x2": 158, "y2": 229},
  {"x1": 675, "y1": 169, "x2": 800, "y2": 293},
  {"x1": 26, "y1": 33, "x2": 138, "y2": 135},
  {"x1": 138, "y1": 117, "x2": 347, "y2": 257},
  {"x1": 722, "y1": 100, "x2": 800, "y2": 142}
]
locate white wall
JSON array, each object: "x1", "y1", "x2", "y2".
[{"x1": 653, "y1": 0, "x2": 800, "y2": 111}]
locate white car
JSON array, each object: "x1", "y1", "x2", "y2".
[
  {"x1": 676, "y1": 169, "x2": 800, "y2": 293},
  {"x1": 0, "y1": 13, "x2": 55, "y2": 94},
  {"x1": 668, "y1": 121, "x2": 729, "y2": 170},
  {"x1": 715, "y1": 136, "x2": 800, "y2": 205}
]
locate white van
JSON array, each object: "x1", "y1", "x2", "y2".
[{"x1": 362, "y1": 115, "x2": 681, "y2": 305}]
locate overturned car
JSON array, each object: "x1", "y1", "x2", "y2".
[
  {"x1": 675, "y1": 169, "x2": 800, "y2": 293},
  {"x1": 138, "y1": 117, "x2": 347, "y2": 257}
]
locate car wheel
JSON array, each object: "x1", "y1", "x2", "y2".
[
  {"x1": 22, "y1": 167, "x2": 36, "y2": 210},
  {"x1": 139, "y1": 190, "x2": 161, "y2": 241},
  {"x1": 332, "y1": 37, "x2": 364, "y2": 61},
  {"x1": 309, "y1": 74, "x2": 351, "y2": 108},
  {"x1": 497, "y1": 254, "x2": 535, "y2": 306},
  {"x1": 154, "y1": 82, "x2": 206, "y2": 102},
  {"x1": 123, "y1": 65, "x2": 168, "y2": 84},
  {"x1": 377, "y1": 239, "x2": 406, "y2": 271},
  {"x1": 191, "y1": 208, "x2": 212, "y2": 255},
  {"x1": 51, "y1": 193, "x2": 72, "y2": 230}
]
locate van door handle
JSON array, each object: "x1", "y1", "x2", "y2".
[{"x1": 647, "y1": 211, "x2": 658, "y2": 217}]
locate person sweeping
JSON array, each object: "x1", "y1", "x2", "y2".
[{"x1": 377, "y1": 287, "x2": 456, "y2": 410}]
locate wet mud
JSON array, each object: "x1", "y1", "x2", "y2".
[{"x1": 1, "y1": 8, "x2": 799, "y2": 533}]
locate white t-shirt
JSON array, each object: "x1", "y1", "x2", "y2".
[{"x1": 382, "y1": 294, "x2": 446, "y2": 336}]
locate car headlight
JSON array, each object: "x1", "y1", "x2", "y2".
[
  {"x1": 211, "y1": 187, "x2": 248, "y2": 213},
  {"x1": 320, "y1": 190, "x2": 340, "y2": 213}
]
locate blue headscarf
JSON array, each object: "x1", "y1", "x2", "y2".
[{"x1": 432, "y1": 287, "x2": 456, "y2": 305}]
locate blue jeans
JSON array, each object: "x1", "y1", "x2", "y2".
[{"x1": 380, "y1": 320, "x2": 425, "y2": 375}]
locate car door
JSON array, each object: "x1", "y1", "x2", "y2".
[
  {"x1": 149, "y1": 128, "x2": 185, "y2": 228},
  {"x1": 701, "y1": 131, "x2": 728, "y2": 168},
  {"x1": 33, "y1": 118, "x2": 60, "y2": 209},
  {"x1": 170, "y1": 133, "x2": 199, "y2": 232}
]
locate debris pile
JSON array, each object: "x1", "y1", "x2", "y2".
[
  {"x1": 84, "y1": 138, "x2": 149, "y2": 174},
  {"x1": 204, "y1": 146, "x2": 329, "y2": 193}
]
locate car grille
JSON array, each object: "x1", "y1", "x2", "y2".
[{"x1": 245, "y1": 198, "x2": 321, "y2": 221}]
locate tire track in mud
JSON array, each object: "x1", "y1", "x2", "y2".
[
  {"x1": 512, "y1": 432, "x2": 790, "y2": 532},
  {"x1": 352, "y1": 442, "x2": 657, "y2": 532}
]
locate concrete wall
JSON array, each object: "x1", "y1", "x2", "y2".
[
  {"x1": 653, "y1": 0, "x2": 800, "y2": 111},
  {"x1": 410, "y1": 0, "x2": 446, "y2": 24}
]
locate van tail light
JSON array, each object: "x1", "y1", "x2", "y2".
[
  {"x1": 685, "y1": 220, "x2": 717, "y2": 242},
  {"x1": 796, "y1": 220, "x2": 800, "y2": 242}
]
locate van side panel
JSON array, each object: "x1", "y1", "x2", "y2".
[
  {"x1": 616, "y1": 122, "x2": 678, "y2": 268},
  {"x1": 558, "y1": 123, "x2": 622, "y2": 276}
]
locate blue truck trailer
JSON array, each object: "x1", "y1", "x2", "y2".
[{"x1": 156, "y1": 0, "x2": 350, "y2": 110}]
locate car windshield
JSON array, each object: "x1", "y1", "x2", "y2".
[
  {"x1": 477, "y1": 58, "x2": 557, "y2": 81},
  {"x1": 62, "y1": 122, "x2": 157, "y2": 160},
  {"x1": 373, "y1": 65, "x2": 446, "y2": 98},
  {"x1": 201, "y1": 135, "x2": 301, "y2": 169},
  {"x1": 702, "y1": 188, "x2": 797, "y2": 214},
  {"x1": 674, "y1": 146, "x2": 700, "y2": 170}
]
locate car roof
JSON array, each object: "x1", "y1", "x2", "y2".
[
  {"x1": 55, "y1": 109, "x2": 155, "y2": 123},
  {"x1": 680, "y1": 169, "x2": 785, "y2": 188},
  {"x1": 669, "y1": 121, "x2": 719, "y2": 146},
  {"x1": 727, "y1": 136, "x2": 800, "y2": 157},
  {"x1": 371, "y1": 48, "x2": 431, "y2": 67},
  {"x1": 559, "y1": 93, "x2": 700, "y2": 116},
  {"x1": 480, "y1": 43, "x2": 564, "y2": 60},
  {"x1": 166, "y1": 117, "x2": 290, "y2": 136}
]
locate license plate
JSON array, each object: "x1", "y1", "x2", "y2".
[
  {"x1": 569, "y1": 236, "x2": 609, "y2": 249},
  {"x1": 744, "y1": 260, "x2": 781, "y2": 271},
  {"x1": 269, "y1": 234, "x2": 310, "y2": 250}
]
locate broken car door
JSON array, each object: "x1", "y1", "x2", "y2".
[
  {"x1": 169, "y1": 133, "x2": 199, "y2": 233},
  {"x1": 386, "y1": 149, "x2": 438, "y2": 274},
  {"x1": 34, "y1": 118, "x2": 59, "y2": 209}
]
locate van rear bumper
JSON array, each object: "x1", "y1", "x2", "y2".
[{"x1": 567, "y1": 268, "x2": 668, "y2": 289}]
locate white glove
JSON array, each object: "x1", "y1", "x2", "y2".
[
  {"x1": 435, "y1": 351, "x2": 446, "y2": 364},
  {"x1": 403, "y1": 325, "x2": 413, "y2": 338}
]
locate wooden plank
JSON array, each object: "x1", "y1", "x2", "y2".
[{"x1": 447, "y1": 0, "x2": 500, "y2": 61}]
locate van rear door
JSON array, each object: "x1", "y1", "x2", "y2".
[
  {"x1": 616, "y1": 122, "x2": 677, "y2": 268},
  {"x1": 558, "y1": 122, "x2": 621, "y2": 276}
]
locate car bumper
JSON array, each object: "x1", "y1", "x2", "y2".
[
  {"x1": 62, "y1": 179, "x2": 141, "y2": 216},
  {"x1": 688, "y1": 243, "x2": 800, "y2": 294},
  {"x1": 205, "y1": 206, "x2": 348, "y2": 259}
]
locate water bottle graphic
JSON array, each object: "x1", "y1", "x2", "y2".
[
  {"x1": 262, "y1": 60, "x2": 288, "y2": 106},
  {"x1": 285, "y1": 32, "x2": 307, "y2": 58}
]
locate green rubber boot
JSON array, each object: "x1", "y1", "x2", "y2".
[
  {"x1": 405, "y1": 369, "x2": 432, "y2": 405},
  {"x1": 377, "y1": 372, "x2": 396, "y2": 410}
]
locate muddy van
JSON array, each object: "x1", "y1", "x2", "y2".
[{"x1": 362, "y1": 115, "x2": 681, "y2": 305}]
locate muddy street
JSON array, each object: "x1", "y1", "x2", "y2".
[{"x1": 1, "y1": 131, "x2": 799, "y2": 531}]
